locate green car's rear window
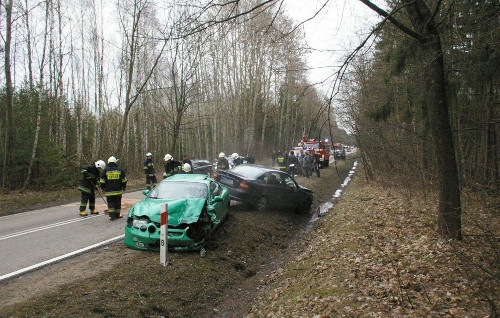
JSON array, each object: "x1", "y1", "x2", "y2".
[{"x1": 149, "y1": 181, "x2": 208, "y2": 200}]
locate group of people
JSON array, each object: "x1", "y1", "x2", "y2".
[
  {"x1": 78, "y1": 156, "x2": 127, "y2": 220},
  {"x1": 78, "y1": 151, "x2": 256, "y2": 218},
  {"x1": 275, "y1": 149, "x2": 321, "y2": 178}
]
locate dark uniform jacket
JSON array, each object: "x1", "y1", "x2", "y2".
[
  {"x1": 217, "y1": 158, "x2": 229, "y2": 170},
  {"x1": 288, "y1": 154, "x2": 298, "y2": 164},
  {"x1": 79, "y1": 164, "x2": 100, "y2": 194},
  {"x1": 164, "y1": 160, "x2": 182, "y2": 178},
  {"x1": 233, "y1": 157, "x2": 244, "y2": 166},
  {"x1": 100, "y1": 162, "x2": 127, "y2": 196},
  {"x1": 143, "y1": 158, "x2": 155, "y2": 176},
  {"x1": 277, "y1": 155, "x2": 286, "y2": 168}
]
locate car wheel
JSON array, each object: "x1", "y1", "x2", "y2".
[{"x1": 255, "y1": 196, "x2": 268, "y2": 212}]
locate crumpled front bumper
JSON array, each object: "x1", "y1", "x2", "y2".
[{"x1": 124, "y1": 223, "x2": 204, "y2": 251}]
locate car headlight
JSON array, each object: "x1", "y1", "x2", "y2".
[{"x1": 133, "y1": 219, "x2": 149, "y2": 229}]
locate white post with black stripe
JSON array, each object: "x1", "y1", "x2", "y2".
[{"x1": 160, "y1": 203, "x2": 168, "y2": 267}]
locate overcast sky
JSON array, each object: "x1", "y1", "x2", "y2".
[{"x1": 283, "y1": 0, "x2": 382, "y2": 94}]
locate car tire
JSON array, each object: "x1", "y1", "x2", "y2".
[{"x1": 255, "y1": 196, "x2": 268, "y2": 212}]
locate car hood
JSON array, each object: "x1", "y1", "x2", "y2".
[
  {"x1": 129, "y1": 198, "x2": 206, "y2": 226},
  {"x1": 299, "y1": 185, "x2": 313, "y2": 193}
]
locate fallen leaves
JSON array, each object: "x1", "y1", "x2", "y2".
[{"x1": 246, "y1": 172, "x2": 498, "y2": 317}]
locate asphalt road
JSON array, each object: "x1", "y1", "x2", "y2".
[{"x1": 0, "y1": 190, "x2": 144, "y2": 280}]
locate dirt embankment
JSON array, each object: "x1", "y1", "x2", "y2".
[{"x1": 1, "y1": 159, "x2": 355, "y2": 317}]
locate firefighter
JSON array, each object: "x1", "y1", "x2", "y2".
[
  {"x1": 232, "y1": 153, "x2": 243, "y2": 166},
  {"x1": 277, "y1": 152, "x2": 287, "y2": 172},
  {"x1": 78, "y1": 160, "x2": 106, "y2": 216},
  {"x1": 163, "y1": 154, "x2": 182, "y2": 178},
  {"x1": 182, "y1": 154, "x2": 192, "y2": 169},
  {"x1": 246, "y1": 153, "x2": 255, "y2": 164},
  {"x1": 180, "y1": 163, "x2": 192, "y2": 174},
  {"x1": 287, "y1": 150, "x2": 298, "y2": 175},
  {"x1": 143, "y1": 152, "x2": 157, "y2": 190},
  {"x1": 217, "y1": 152, "x2": 229, "y2": 170},
  {"x1": 100, "y1": 156, "x2": 127, "y2": 220}
]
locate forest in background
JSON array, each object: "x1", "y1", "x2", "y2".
[
  {"x1": 337, "y1": 0, "x2": 498, "y2": 195},
  {"x1": 1, "y1": 0, "x2": 498, "y2": 200},
  {"x1": 0, "y1": 0, "x2": 348, "y2": 191}
]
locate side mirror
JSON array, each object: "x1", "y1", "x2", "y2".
[
  {"x1": 142, "y1": 190, "x2": 150, "y2": 196},
  {"x1": 212, "y1": 196, "x2": 223, "y2": 203}
]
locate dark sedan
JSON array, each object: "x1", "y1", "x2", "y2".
[
  {"x1": 215, "y1": 164, "x2": 313, "y2": 213},
  {"x1": 191, "y1": 159, "x2": 213, "y2": 176}
]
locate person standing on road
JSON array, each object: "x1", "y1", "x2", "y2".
[
  {"x1": 143, "y1": 152, "x2": 157, "y2": 190},
  {"x1": 312, "y1": 150, "x2": 321, "y2": 178},
  {"x1": 163, "y1": 154, "x2": 182, "y2": 178},
  {"x1": 271, "y1": 150, "x2": 276, "y2": 166},
  {"x1": 287, "y1": 150, "x2": 298, "y2": 175},
  {"x1": 277, "y1": 152, "x2": 287, "y2": 172},
  {"x1": 78, "y1": 160, "x2": 106, "y2": 216},
  {"x1": 298, "y1": 149, "x2": 305, "y2": 177},
  {"x1": 217, "y1": 152, "x2": 230, "y2": 170},
  {"x1": 303, "y1": 151, "x2": 313, "y2": 178},
  {"x1": 100, "y1": 156, "x2": 127, "y2": 220}
]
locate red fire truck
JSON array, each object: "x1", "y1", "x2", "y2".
[{"x1": 298, "y1": 136, "x2": 330, "y2": 168}]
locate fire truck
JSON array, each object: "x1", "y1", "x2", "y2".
[{"x1": 295, "y1": 136, "x2": 330, "y2": 168}]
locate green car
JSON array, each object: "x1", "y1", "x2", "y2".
[{"x1": 124, "y1": 174, "x2": 230, "y2": 251}]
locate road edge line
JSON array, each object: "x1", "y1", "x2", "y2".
[{"x1": 0, "y1": 234, "x2": 125, "y2": 283}]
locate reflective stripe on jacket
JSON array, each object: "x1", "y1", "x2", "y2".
[{"x1": 100, "y1": 163, "x2": 127, "y2": 196}]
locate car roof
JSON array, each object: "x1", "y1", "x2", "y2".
[
  {"x1": 163, "y1": 174, "x2": 212, "y2": 184},
  {"x1": 231, "y1": 164, "x2": 281, "y2": 175}
]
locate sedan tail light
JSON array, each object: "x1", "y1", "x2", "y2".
[{"x1": 238, "y1": 180, "x2": 249, "y2": 191}]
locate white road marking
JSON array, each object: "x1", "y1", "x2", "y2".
[
  {"x1": 0, "y1": 234, "x2": 125, "y2": 283},
  {"x1": 0, "y1": 215, "x2": 103, "y2": 241}
]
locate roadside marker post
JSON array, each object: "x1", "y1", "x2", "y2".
[{"x1": 160, "y1": 203, "x2": 168, "y2": 267}]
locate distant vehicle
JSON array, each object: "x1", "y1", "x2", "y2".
[
  {"x1": 191, "y1": 159, "x2": 213, "y2": 176},
  {"x1": 124, "y1": 174, "x2": 230, "y2": 251},
  {"x1": 215, "y1": 164, "x2": 313, "y2": 213},
  {"x1": 335, "y1": 150, "x2": 346, "y2": 160},
  {"x1": 299, "y1": 136, "x2": 330, "y2": 168}
]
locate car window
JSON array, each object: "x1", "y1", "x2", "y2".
[
  {"x1": 148, "y1": 181, "x2": 208, "y2": 200},
  {"x1": 263, "y1": 172, "x2": 281, "y2": 186},
  {"x1": 283, "y1": 175, "x2": 297, "y2": 189}
]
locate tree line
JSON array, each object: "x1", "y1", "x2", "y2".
[
  {"x1": 338, "y1": 0, "x2": 498, "y2": 239},
  {"x1": 0, "y1": 0, "x2": 347, "y2": 191}
]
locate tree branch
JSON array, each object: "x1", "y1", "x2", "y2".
[{"x1": 359, "y1": 0, "x2": 423, "y2": 40}]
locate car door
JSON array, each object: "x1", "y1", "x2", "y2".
[
  {"x1": 277, "y1": 173, "x2": 303, "y2": 208},
  {"x1": 258, "y1": 172, "x2": 287, "y2": 207}
]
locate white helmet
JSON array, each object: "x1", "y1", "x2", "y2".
[
  {"x1": 146, "y1": 152, "x2": 152, "y2": 157},
  {"x1": 232, "y1": 153, "x2": 239, "y2": 160},
  {"x1": 95, "y1": 160, "x2": 106, "y2": 169},
  {"x1": 219, "y1": 152, "x2": 225, "y2": 158},
  {"x1": 108, "y1": 156, "x2": 117, "y2": 163},
  {"x1": 164, "y1": 154, "x2": 172, "y2": 161},
  {"x1": 183, "y1": 163, "x2": 192, "y2": 173}
]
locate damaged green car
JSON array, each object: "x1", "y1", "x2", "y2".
[{"x1": 124, "y1": 174, "x2": 230, "y2": 251}]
